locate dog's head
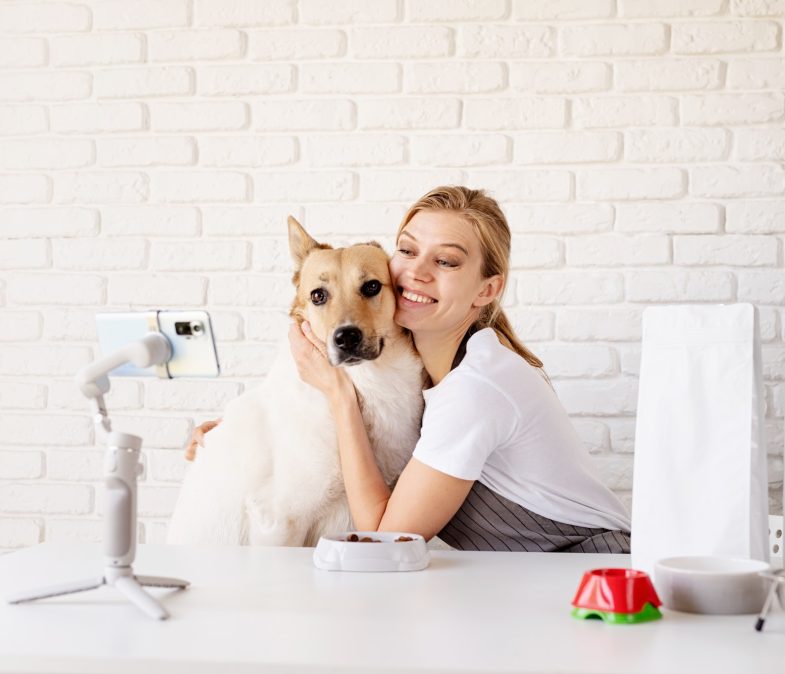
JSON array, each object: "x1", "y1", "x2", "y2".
[{"x1": 287, "y1": 216, "x2": 397, "y2": 367}]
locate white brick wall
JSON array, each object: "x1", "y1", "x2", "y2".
[{"x1": 0, "y1": 0, "x2": 783, "y2": 551}]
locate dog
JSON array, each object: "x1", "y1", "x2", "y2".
[{"x1": 166, "y1": 217, "x2": 426, "y2": 547}]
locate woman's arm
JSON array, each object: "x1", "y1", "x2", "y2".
[
  {"x1": 289, "y1": 322, "x2": 473, "y2": 538},
  {"x1": 377, "y1": 458, "x2": 474, "y2": 539},
  {"x1": 329, "y1": 384, "x2": 393, "y2": 530},
  {"x1": 331, "y1": 385, "x2": 474, "y2": 537},
  {"x1": 288, "y1": 322, "x2": 390, "y2": 529}
]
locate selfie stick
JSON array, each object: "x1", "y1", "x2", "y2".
[{"x1": 6, "y1": 333, "x2": 189, "y2": 620}]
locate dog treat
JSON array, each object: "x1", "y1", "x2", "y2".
[
  {"x1": 341, "y1": 533, "x2": 417, "y2": 542},
  {"x1": 343, "y1": 534, "x2": 382, "y2": 542}
]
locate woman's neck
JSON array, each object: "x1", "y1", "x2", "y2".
[{"x1": 413, "y1": 316, "x2": 479, "y2": 386}]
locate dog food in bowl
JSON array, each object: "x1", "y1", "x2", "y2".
[
  {"x1": 313, "y1": 531, "x2": 430, "y2": 572},
  {"x1": 343, "y1": 533, "x2": 415, "y2": 543}
]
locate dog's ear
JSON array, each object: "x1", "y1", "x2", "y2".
[{"x1": 287, "y1": 216, "x2": 320, "y2": 268}]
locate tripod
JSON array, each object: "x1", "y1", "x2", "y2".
[{"x1": 6, "y1": 333, "x2": 189, "y2": 620}]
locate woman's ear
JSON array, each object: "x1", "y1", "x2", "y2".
[{"x1": 472, "y1": 274, "x2": 504, "y2": 308}]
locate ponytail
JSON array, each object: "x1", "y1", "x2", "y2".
[{"x1": 478, "y1": 301, "x2": 552, "y2": 386}]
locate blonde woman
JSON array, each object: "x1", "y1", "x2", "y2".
[
  {"x1": 290, "y1": 186, "x2": 631, "y2": 552},
  {"x1": 193, "y1": 186, "x2": 632, "y2": 552}
]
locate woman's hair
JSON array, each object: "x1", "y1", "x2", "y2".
[{"x1": 397, "y1": 185, "x2": 547, "y2": 374}]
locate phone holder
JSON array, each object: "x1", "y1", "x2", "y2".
[{"x1": 6, "y1": 332, "x2": 189, "y2": 620}]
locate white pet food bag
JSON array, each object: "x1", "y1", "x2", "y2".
[{"x1": 631, "y1": 304, "x2": 769, "y2": 575}]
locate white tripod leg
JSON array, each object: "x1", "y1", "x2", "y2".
[
  {"x1": 135, "y1": 575, "x2": 189, "y2": 589},
  {"x1": 6, "y1": 430, "x2": 188, "y2": 620},
  {"x1": 6, "y1": 576, "x2": 105, "y2": 604},
  {"x1": 103, "y1": 433, "x2": 187, "y2": 620},
  {"x1": 114, "y1": 576, "x2": 169, "y2": 621}
]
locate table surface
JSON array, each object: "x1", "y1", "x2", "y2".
[{"x1": 0, "y1": 543, "x2": 782, "y2": 674}]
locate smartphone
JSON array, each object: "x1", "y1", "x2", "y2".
[{"x1": 95, "y1": 310, "x2": 220, "y2": 378}]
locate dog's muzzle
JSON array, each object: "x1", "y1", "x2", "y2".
[{"x1": 329, "y1": 325, "x2": 384, "y2": 366}]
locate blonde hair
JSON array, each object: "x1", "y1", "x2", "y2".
[{"x1": 397, "y1": 185, "x2": 547, "y2": 375}]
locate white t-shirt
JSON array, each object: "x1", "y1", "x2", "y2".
[{"x1": 412, "y1": 328, "x2": 632, "y2": 532}]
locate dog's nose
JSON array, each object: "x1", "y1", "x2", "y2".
[{"x1": 333, "y1": 326, "x2": 363, "y2": 353}]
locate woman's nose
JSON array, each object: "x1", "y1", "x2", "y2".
[{"x1": 408, "y1": 256, "x2": 432, "y2": 283}]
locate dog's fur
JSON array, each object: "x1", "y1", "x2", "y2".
[{"x1": 167, "y1": 217, "x2": 425, "y2": 547}]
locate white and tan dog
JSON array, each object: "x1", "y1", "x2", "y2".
[{"x1": 167, "y1": 217, "x2": 425, "y2": 547}]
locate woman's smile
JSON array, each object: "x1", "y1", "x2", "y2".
[{"x1": 398, "y1": 286, "x2": 438, "y2": 306}]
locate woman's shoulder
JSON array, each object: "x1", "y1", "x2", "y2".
[
  {"x1": 455, "y1": 329, "x2": 550, "y2": 399},
  {"x1": 427, "y1": 336, "x2": 518, "y2": 408},
  {"x1": 464, "y1": 328, "x2": 540, "y2": 377},
  {"x1": 423, "y1": 360, "x2": 521, "y2": 434}
]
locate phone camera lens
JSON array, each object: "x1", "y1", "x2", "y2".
[
  {"x1": 175, "y1": 321, "x2": 192, "y2": 336},
  {"x1": 190, "y1": 322, "x2": 203, "y2": 334}
]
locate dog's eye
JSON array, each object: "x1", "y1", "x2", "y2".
[
  {"x1": 311, "y1": 288, "x2": 328, "y2": 305},
  {"x1": 361, "y1": 280, "x2": 382, "y2": 298}
]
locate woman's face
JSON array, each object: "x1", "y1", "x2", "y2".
[{"x1": 389, "y1": 209, "x2": 500, "y2": 336}]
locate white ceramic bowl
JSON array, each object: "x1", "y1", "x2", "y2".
[
  {"x1": 654, "y1": 556, "x2": 770, "y2": 614},
  {"x1": 313, "y1": 531, "x2": 430, "y2": 572}
]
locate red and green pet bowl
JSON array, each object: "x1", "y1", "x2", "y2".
[{"x1": 571, "y1": 568, "x2": 662, "y2": 624}]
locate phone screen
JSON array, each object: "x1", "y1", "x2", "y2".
[
  {"x1": 96, "y1": 311, "x2": 220, "y2": 378},
  {"x1": 157, "y1": 311, "x2": 220, "y2": 378}
]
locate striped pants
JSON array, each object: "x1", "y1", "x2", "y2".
[{"x1": 437, "y1": 481, "x2": 631, "y2": 553}]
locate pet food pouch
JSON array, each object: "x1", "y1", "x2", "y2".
[{"x1": 631, "y1": 304, "x2": 769, "y2": 574}]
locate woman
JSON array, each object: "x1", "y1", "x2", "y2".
[{"x1": 189, "y1": 186, "x2": 631, "y2": 553}]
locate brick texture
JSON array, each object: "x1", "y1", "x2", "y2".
[{"x1": 0, "y1": 0, "x2": 783, "y2": 549}]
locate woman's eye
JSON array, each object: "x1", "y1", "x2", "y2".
[
  {"x1": 311, "y1": 288, "x2": 328, "y2": 305},
  {"x1": 437, "y1": 259, "x2": 457, "y2": 268},
  {"x1": 361, "y1": 280, "x2": 382, "y2": 298},
  {"x1": 396, "y1": 248, "x2": 414, "y2": 257}
]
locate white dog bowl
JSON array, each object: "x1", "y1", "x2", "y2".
[
  {"x1": 313, "y1": 531, "x2": 430, "y2": 572},
  {"x1": 654, "y1": 556, "x2": 770, "y2": 614}
]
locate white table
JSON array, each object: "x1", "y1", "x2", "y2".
[{"x1": 0, "y1": 543, "x2": 782, "y2": 674}]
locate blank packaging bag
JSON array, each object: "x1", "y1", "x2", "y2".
[{"x1": 631, "y1": 304, "x2": 769, "y2": 575}]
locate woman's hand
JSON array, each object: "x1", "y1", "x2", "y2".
[
  {"x1": 184, "y1": 418, "x2": 222, "y2": 461},
  {"x1": 288, "y1": 321, "x2": 353, "y2": 403}
]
